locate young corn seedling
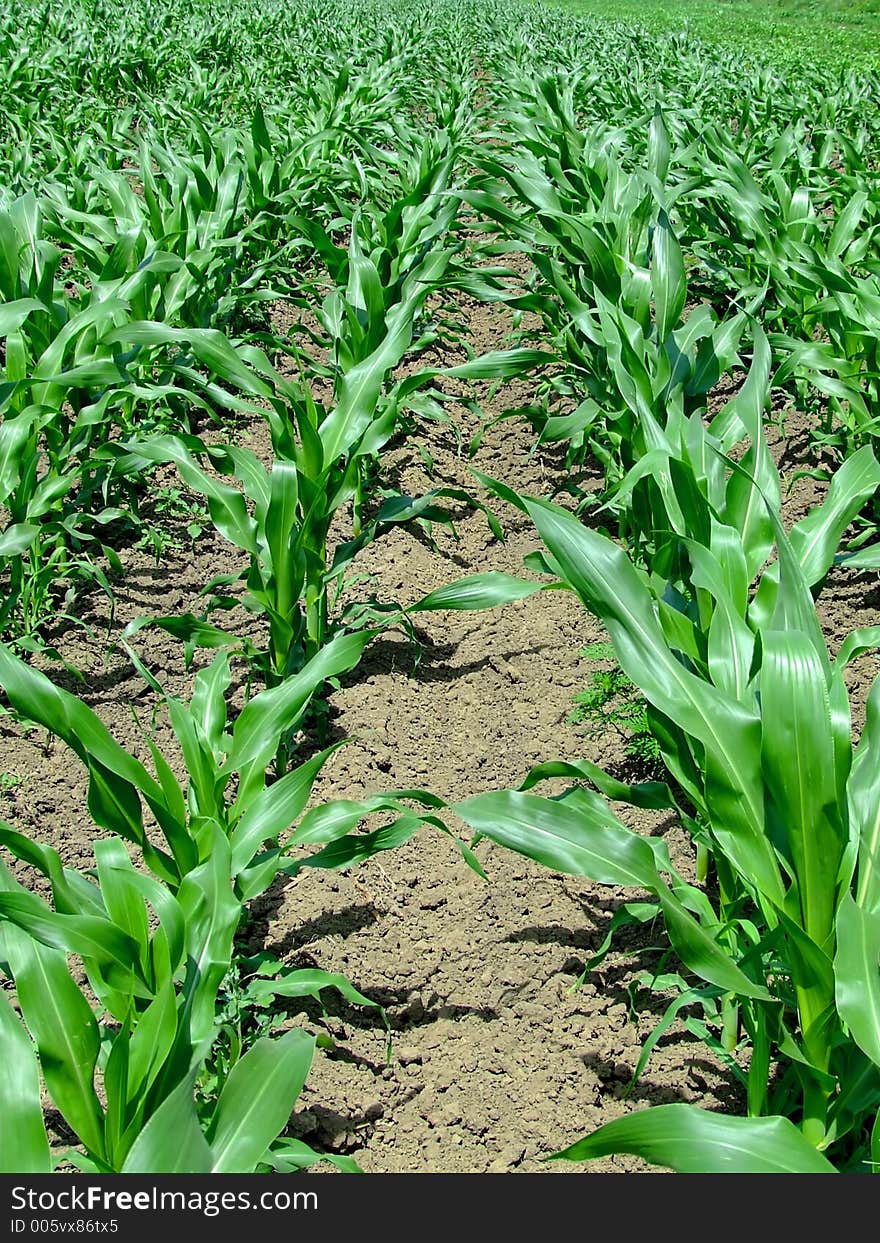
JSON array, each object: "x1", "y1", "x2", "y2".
[
  {"x1": 0, "y1": 630, "x2": 442, "y2": 893},
  {"x1": 436, "y1": 416, "x2": 880, "y2": 1170},
  {"x1": 0, "y1": 838, "x2": 324, "y2": 1174},
  {"x1": 0, "y1": 633, "x2": 453, "y2": 1171}
]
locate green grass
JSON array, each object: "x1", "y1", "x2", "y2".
[{"x1": 547, "y1": 0, "x2": 880, "y2": 70}]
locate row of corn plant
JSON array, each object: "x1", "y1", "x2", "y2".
[
  {"x1": 444, "y1": 470, "x2": 880, "y2": 1170},
  {"x1": 424, "y1": 71, "x2": 880, "y2": 1162},
  {"x1": 0, "y1": 0, "x2": 492, "y2": 657},
  {"x1": 94, "y1": 149, "x2": 548, "y2": 724},
  {"x1": 464, "y1": 92, "x2": 880, "y2": 568},
  {"x1": 0, "y1": 627, "x2": 470, "y2": 1172},
  {"x1": 468, "y1": 69, "x2": 880, "y2": 490},
  {"x1": 423, "y1": 185, "x2": 880, "y2": 1171}
]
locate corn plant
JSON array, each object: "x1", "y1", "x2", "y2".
[
  {"x1": 0, "y1": 632, "x2": 452, "y2": 1171},
  {"x1": 0, "y1": 841, "x2": 323, "y2": 1174},
  {"x1": 0, "y1": 187, "x2": 261, "y2": 654},
  {"x1": 438, "y1": 432, "x2": 880, "y2": 1170},
  {"x1": 467, "y1": 76, "x2": 880, "y2": 490},
  {"x1": 0, "y1": 631, "x2": 440, "y2": 892}
]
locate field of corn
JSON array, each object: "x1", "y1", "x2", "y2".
[{"x1": 2, "y1": 0, "x2": 880, "y2": 1176}]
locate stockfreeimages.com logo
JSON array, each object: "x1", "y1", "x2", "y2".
[{"x1": 10, "y1": 1186, "x2": 318, "y2": 1220}]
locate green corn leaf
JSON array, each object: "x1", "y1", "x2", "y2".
[
  {"x1": 581, "y1": 902, "x2": 662, "y2": 975},
  {"x1": 411, "y1": 572, "x2": 547, "y2": 613},
  {"x1": 100, "y1": 857, "x2": 186, "y2": 982},
  {"x1": 754, "y1": 472, "x2": 832, "y2": 671},
  {"x1": 319, "y1": 304, "x2": 422, "y2": 463},
  {"x1": 246, "y1": 967, "x2": 380, "y2": 1011},
  {"x1": 0, "y1": 645, "x2": 182, "y2": 879},
  {"x1": 835, "y1": 893, "x2": 880, "y2": 1070},
  {"x1": 552, "y1": 1103, "x2": 837, "y2": 1172},
  {"x1": 122, "y1": 435, "x2": 259, "y2": 557},
  {"x1": 190, "y1": 651, "x2": 232, "y2": 758},
  {"x1": 102, "y1": 1022, "x2": 130, "y2": 1167},
  {"x1": 108, "y1": 323, "x2": 275, "y2": 400},
  {"x1": 760, "y1": 630, "x2": 847, "y2": 952},
  {"x1": 263, "y1": 1136, "x2": 361, "y2": 1173},
  {"x1": 93, "y1": 838, "x2": 150, "y2": 965},
  {"x1": 833, "y1": 627, "x2": 880, "y2": 671},
  {"x1": 454, "y1": 791, "x2": 770, "y2": 1000},
  {"x1": 264, "y1": 460, "x2": 300, "y2": 607},
  {"x1": 0, "y1": 522, "x2": 40, "y2": 557},
  {"x1": 684, "y1": 536, "x2": 754, "y2": 701},
  {"x1": 175, "y1": 829, "x2": 240, "y2": 1052},
  {"x1": 838, "y1": 544, "x2": 880, "y2": 570},
  {"x1": 208, "y1": 1029, "x2": 314, "y2": 1172},
  {"x1": 0, "y1": 892, "x2": 148, "y2": 993},
  {"x1": 717, "y1": 331, "x2": 779, "y2": 581},
  {"x1": 122, "y1": 1074, "x2": 212, "y2": 1173},
  {"x1": 289, "y1": 795, "x2": 408, "y2": 847},
  {"x1": 853, "y1": 675, "x2": 880, "y2": 911},
  {"x1": 302, "y1": 815, "x2": 423, "y2": 870},
  {"x1": 828, "y1": 191, "x2": 868, "y2": 258},
  {"x1": 0, "y1": 414, "x2": 39, "y2": 501},
  {"x1": 167, "y1": 699, "x2": 221, "y2": 822},
  {"x1": 0, "y1": 994, "x2": 51, "y2": 1173},
  {"x1": 440, "y1": 348, "x2": 555, "y2": 380},
  {"x1": 0, "y1": 297, "x2": 46, "y2": 337},
  {"x1": 0, "y1": 823, "x2": 90, "y2": 916},
  {"x1": 652, "y1": 210, "x2": 686, "y2": 341},
  {"x1": 0, "y1": 911, "x2": 104, "y2": 1160},
  {"x1": 518, "y1": 757, "x2": 673, "y2": 810},
  {"x1": 124, "y1": 613, "x2": 247, "y2": 656},
  {"x1": 755, "y1": 448, "x2": 880, "y2": 621},
  {"x1": 456, "y1": 789, "x2": 662, "y2": 888},
  {"x1": 125, "y1": 982, "x2": 179, "y2": 1111},
  {"x1": 648, "y1": 106, "x2": 671, "y2": 183},
  {"x1": 789, "y1": 446, "x2": 880, "y2": 586}
]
